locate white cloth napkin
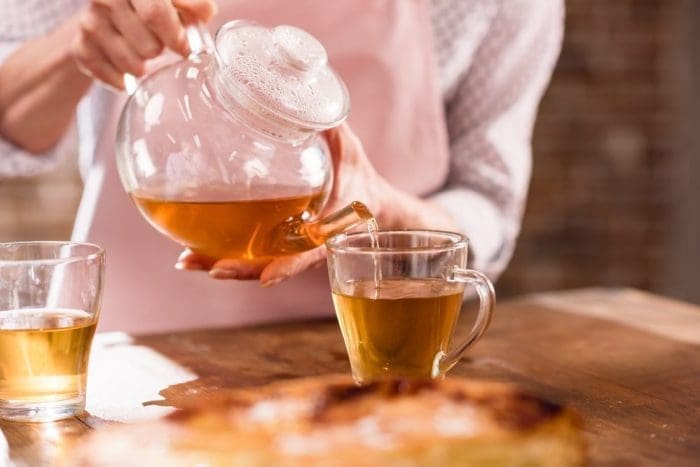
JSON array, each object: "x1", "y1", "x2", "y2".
[
  {"x1": 86, "y1": 332, "x2": 197, "y2": 423},
  {"x1": 0, "y1": 429, "x2": 9, "y2": 467}
]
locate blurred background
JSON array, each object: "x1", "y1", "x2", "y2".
[
  {"x1": 1, "y1": 0, "x2": 698, "y2": 304},
  {"x1": 499, "y1": 0, "x2": 699, "y2": 304}
]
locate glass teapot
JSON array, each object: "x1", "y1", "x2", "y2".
[{"x1": 116, "y1": 20, "x2": 370, "y2": 262}]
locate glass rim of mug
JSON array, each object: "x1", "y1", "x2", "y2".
[
  {"x1": 0, "y1": 241, "x2": 105, "y2": 265},
  {"x1": 326, "y1": 229, "x2": 468, "y2": 254}
]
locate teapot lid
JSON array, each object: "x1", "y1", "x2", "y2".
[{"x1": 214, "y1": 20, "x2": 350, "y2": 131}]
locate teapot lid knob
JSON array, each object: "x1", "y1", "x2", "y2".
[
  {"x1": 214, "y1": 20, "x2": 349, "y2": 131},
  {"x1": 272, "y1": 25, "x2": 327, "y2": 73}
]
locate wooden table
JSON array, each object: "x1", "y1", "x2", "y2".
[{"x1": 1, "y1": 288, "x2": 699, "y2": 466}]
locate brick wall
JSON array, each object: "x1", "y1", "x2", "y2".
[{"x1": 498, "y1": 0, "x2": 699, "y2": 303}]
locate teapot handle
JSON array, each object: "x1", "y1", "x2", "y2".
[
  {"x1": 184, "y1": 22, "x2": 216, "y2": 56},
  {"x1": 124, "y1": 22, "x2": 215, "y2": 95}
]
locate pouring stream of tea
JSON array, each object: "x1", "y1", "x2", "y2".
[
  {"x1": 342, "y1": 202, "x2": 382, "y2": 297},
  {"x1": 367, "y1": 217, "x2": 382, "y2": 298}
]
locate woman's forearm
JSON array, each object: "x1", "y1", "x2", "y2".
[{"x1": 0, "y1": 14, "x2": 92, "y2": 154}]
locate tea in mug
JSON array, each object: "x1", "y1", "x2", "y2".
[
  {"x1": 131, "y1": 186, "x2": 326, "y2": 259},
  {"x1": 0, "y1": 309, "x2": 96, "y2": 403},
  {"x1": 332, "y1": 278, "x2": 463, "y2": 381}
]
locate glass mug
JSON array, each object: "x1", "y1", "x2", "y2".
[
  {"x1": 0, "y1": 242, "x2": 105, "y2": 422},
  {"x1": 326, "y1": 230, "x2": 495, "y2": 383}
]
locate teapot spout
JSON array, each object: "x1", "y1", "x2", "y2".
[
  {"x1": 305, "y1": 201, "x2": 375, "y2": 245},
  {"x1": 273, "y1": 201, "x2": 374, "y2": 254}
]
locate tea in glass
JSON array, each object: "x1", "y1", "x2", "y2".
[
  {"x1": 0, "y1": 242, "x2": 104, "y2": 422},
  {"x1": 333, "y1": 278, "x2": 463, "y2": 379},
  {"x1": 0, "y1": 309, "x2": 96, "y2": 404}
]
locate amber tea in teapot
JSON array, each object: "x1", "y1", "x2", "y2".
[{"x1": 131, "y1": 186, "x2": 327, "y2": 259}]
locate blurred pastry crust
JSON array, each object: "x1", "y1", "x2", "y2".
[{"x1": 67, "y1": 375, "x2": 585, "y2": 466}]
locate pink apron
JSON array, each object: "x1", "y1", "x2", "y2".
[{"x1": 75, "y1": 0, "x2": 450, "y2": 333}]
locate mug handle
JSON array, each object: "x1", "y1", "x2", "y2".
[
  {"x1": 124, "y1": 22, "x2": 215, "y2": 95},
  {"x1": 433, "y1": 266, "x2": 496, "y2": 377}
]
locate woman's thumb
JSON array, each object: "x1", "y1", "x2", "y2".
[
  {"x1": 324, "y1": 124, "x2": 348, "y2": 177},
  {"x1": 173, "y1": 0, "x2": 218, "y2": 23}
]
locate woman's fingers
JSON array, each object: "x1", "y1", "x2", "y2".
[
  {"x1": 74, "y1": 0, "x2": 162, "y2": 86},
  {"x1": 175, "y1": 251, "x2": 269, "y2": 279},
  {"x1": 176, "y1": 248, "x2": 326, "y2": 285},
  {"x1": 172, "y1": 0, "x2": 218, "y2": 23},
  {"x1": 209, "y1": 258, "x2": 271, "y2": 280},
  {"x1": 80, "y1": 4, "x2": 146, "y2": 76},
  {"x1": 176, "y1": 245, "x2": 327, "y2": 285},
  {"x1": 104, "y1": 1, "x2": 163, "y2": 60},
  {"x1": 323, "y1": 125, "x2": 344, "y2": 179},
  {"x1": 260, "y1": 247, "x2": 327, "y2": 287},
  {"x1": 74, "y1": 0, "x2": 217, "y2": 88},
  {"x1": 175, "y1": 249, "x2": 218, "y2": 271},
  {"x1": 71, "y1": 32, "x2": 124, "y2": 89},
  {"x1": 129, "y1": 0, "x2": 189, "y2": 56}
]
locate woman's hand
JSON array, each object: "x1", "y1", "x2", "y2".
[
  {"x1": 71, "y1": 0, "x2": 217, "y2": 89},
  {"x1": 176, "y1": 123, "x2": 461, "y2": 285}
]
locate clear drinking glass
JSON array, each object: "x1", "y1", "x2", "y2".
[
  {"x1": 0, "y1": 242, "x2": 105, "y2": 422},
  {"x1": 326, "y1": 230, "x2": 494, "y2": 383}
]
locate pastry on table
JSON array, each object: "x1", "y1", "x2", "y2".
[{"x1": 66, "y1": 375, "x2": 585, "y2": 466}]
